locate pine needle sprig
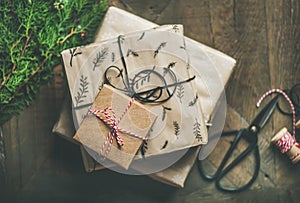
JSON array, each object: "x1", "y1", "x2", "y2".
[
  {"x1": 92, "y1": 47, "x2": 109, "y2": 71},
  {"x1": 193, "y1": 119, "x2": 202, "y2": 142},
  {"x1": 74, "y1": 75, "x2": 89, "y2": 106},
  {"x1": 176, "y1": 83, "x2": 184, "y2": 103},
  {"x1": 0, "y1": 0, "x2": 107, "y2": 124}
]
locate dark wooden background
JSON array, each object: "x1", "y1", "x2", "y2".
[{"x1": 1, "y1": 0, "x2": 300, "y2": 202}]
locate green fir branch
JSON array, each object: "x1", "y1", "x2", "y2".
[{"x1": 0, "y1": 0, "x2": 107, "y2": 124}]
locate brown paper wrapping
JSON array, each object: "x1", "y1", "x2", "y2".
[
  {"x1": 52, "y1": 96, "x2": 77, "y2": 145},
  {"x1": 91, "y1": 8, "x2": 235, "y2": 187},
  {"x1": 74, "y1": 84, "x2": 157, "y2": 169},
  {"x1": 53, "y1": 96, "x2": 199, "y2": 187},
  {"x1": 148, "y1": 146, "x2": 200, "y2": 188},
  {"x1": 96, "y1": 7, "x2": 236, "y2": 124},
  {"x1": 62, "y1": 25, "x2": 207, "y2": 158},
  {"x1": 53, "y1": 6, "x2": 236, "y2": 187}
]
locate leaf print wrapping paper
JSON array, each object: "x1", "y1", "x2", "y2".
[
  {"x1": 97, "y1": 7, "x2": 236, "y2": 125},
  {"x1": 54, "y1": 6, "x2": 236, "y2": 187},
  {"x1": 61, "y1": 25, "x2": 208, "y2": 159},
  {"x1": 90, "y1": 7, "x2": 235, "y2": 187}
]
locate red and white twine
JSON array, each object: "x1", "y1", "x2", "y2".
[
  {"x1": 88, "y1": 97, "x2": 147, "y2": 160},
  {"x1": 276, "y1": 131, "x2": 296, "y2": 154},
  {"x1": 256, "y1": 88, "x2": 299, "y2": 159}
]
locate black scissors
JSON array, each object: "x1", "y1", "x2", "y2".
[{"x1": 198, "y1": 94, "x2": 280, "y2": 192}]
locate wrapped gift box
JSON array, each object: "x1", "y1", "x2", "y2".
[
  {"x1": 96, "y1": 7, "x2": 236, "y2": 124},
  {"x1": 53, "y1": 6, "x2": 236, "y2": 188},
  {"x1": 74, "y1": 84, "x2": 157, "y2": 169},
  {"x1": 61, "y1": 25, "x2": 208, "y2": 158}
]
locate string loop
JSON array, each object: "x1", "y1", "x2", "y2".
[
  {"x1": 104, "y1": 35, "x2": 195, "y2": 104},
  {"x1": 256, "y1": 88, "x2": 296, "y2": 138}
]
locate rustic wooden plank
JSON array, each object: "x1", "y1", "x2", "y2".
[
  {"x1": 110, "y1": 0, "x2": 173, "y2": 23},
  {"x1": 109, "y1": 0, "x2": 213, "y2": 44},
  {"x1": 266, "y1": 0, "x2": 300, "y2": 88},
  {"x1": 208, "y1": 0, "x2": 236, "y2": 55},
  {"x1": 208, "y1": 0, "x2": 279, "y2": 190},
  {"x1": 30, "y1": 67, "x2": 65, "y2": 171},
  {"x1": 266, "y1": 0, "x2": 300, "y2": 187},
  {"x1": 14, "y1": 159, "x2": 300, "y2": 203},
  {"x1": 207, "y1": 0, "x2": 254, "y2": 189},
  {"x1": 0, "y1": 126, "x2": 5, "y2": 201},
  {"x1": 18, "y1": 103, "x2": 36, "y2": 190},
  {"x1": 33, "y1": 84, "x2": 57, "y2": 169},
  {"x1": 176, "y1": 185, "x2": 293, "y2": 203},
  {"x1": 2, "y1": 116, "x2": 22, "y2": 194},
  {"x1": 154, "y1": 0, "x2": 213, "y2": 45},
  {"x1": 224, "y1": 0, "x2": 271, "y2": 120},
  {"x1": 2, "y1": 1, "x2": 300, "y2": 202},
  {"x1": 2, "y1": 68, "x2": 65, "y2": 197}
]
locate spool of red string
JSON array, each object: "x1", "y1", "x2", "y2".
[
  {"x1": 271, "y1": 127, "x2": 300, "y2": 164},
  {"x1": 257, "y1": 88, "x2": 300, "y2": 164}
]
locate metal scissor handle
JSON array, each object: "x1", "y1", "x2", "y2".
[{"x1": 197, "y1": 129, "x2": 260, "y2": 192}]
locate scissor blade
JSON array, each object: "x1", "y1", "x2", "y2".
[{"x1": 250, "y1": 94, "x2": 280, "y2": 130}]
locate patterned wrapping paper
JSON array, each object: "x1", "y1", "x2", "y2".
[
  {"x1": 87, "y1": 7, "x2": 236, "y2": 187},
  {"x1": 53, "y1": 6, "x2": 236, "y2": 187},
  {"x1": 61, "y1": 25, "x2": 208, "y2": 160},
  {"x1": 96, "y1": 7, "x2": 236, "y2": 124}
]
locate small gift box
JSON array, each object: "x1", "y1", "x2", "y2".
[
  {"x1": 53, "y1": 97, "x2": 200, "y2": 187},
  {"x1": 74, "y1": 84, "x2": 157, "y2": 169}
]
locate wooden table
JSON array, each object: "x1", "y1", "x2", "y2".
[{"x1": 1, "y1": 0, "x2": 300, "y2": 202}]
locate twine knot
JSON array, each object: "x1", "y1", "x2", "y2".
[{"x1": 88, "y1": 97, "x2": 147, "y2": 160}]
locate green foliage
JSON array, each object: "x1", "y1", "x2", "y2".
[{"x1": 0, "y1": 0, "x2": 107, "y2": 124}]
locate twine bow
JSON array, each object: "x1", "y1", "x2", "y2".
[{"x1": 88, "y1": 97, "x2": 147, "y2": 160}]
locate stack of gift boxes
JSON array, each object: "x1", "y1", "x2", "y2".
[{"x1": 52, "y1": 7, "x2": 236, "y2": 188}]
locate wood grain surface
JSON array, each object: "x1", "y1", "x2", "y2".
[{"x1": 1, "y1": 0, "x2": 300, "y2": 202}]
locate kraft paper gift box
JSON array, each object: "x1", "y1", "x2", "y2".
[
  {"x1": 53, "y1": 6, "x2": 236, "y2": 187},
  {"x1": 73, "y1": 84, "x2": 157, "y2": 169},
  {"x1": 61, "y1": 25, "x2": 208, "y2": 159},
  {"x1": 53, "y1": 96, "x2": 201, "y2": 186}
]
